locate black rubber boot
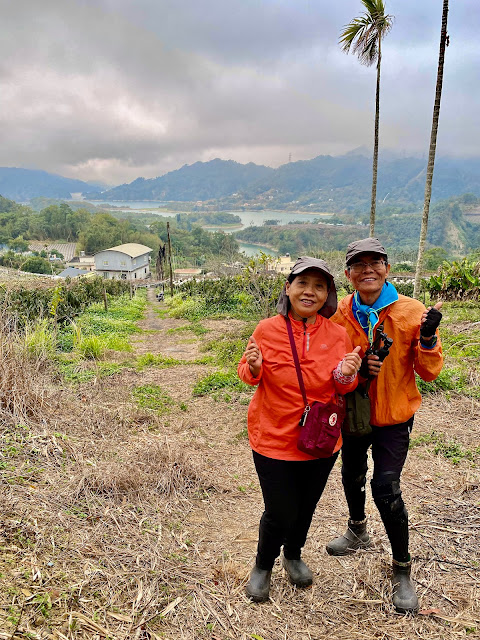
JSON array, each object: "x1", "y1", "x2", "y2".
[
  {"x1": 392, "y1": 559, "x2": 419, "y2": 614},
  {"x1": 282, "y1": 557, "x2": 313, "y2": 588},
  {"x1": 326, "y1": 518, "x2": 371, "y2": 556},
  {"x1": 245, "y1": 565, "x2": 272, "y2": 602}
]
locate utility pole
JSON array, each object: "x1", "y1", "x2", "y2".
[{"x1": 166, "y1": 222, "x2": 174, "y2": 297}]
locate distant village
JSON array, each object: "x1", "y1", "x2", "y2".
[{"x1": 17, "y1": 243, "x2": 303, "y2": 284}]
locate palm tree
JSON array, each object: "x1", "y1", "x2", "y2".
[
  {"x1": 413, "y1": 0, "x2": 450, "y2": 299},
  {"x1": 340, "y1": 0, "x2": 393, "y2": 236}
]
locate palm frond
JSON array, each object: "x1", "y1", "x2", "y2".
[{"x1": 339, "y1": 0, "x2": 393, "y2": 66}]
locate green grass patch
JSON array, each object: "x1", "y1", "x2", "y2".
[
  {"x1": 410, "y1": 430, "x2": 479, "y2": 465},
  {"x1": 417, "y1": 302, "x2": 480, "y2": 400},
  {"x1": 192, "y1": 371, "x2": 250, "y2": 397},
  {"x1": 416, "y1": 368, "x2": 468, "y2": 394},
  {"x1": 201, "y1": 323, "x2": 256, "y2": 369},
  {"x1": 167, "y1": 323, "x2": 210, "y2": 336},
  {"x1": 57, "y1": 359, "x2": 127, "y2": 383},
  {"x1": 136, "y1": 352, "x2": 182, "y2": 370},
  {"x1": 76, "y1": 335, "x2": 104, "y2": 359},
  {"x1": 166, "y1": 296, "x2": 208, "y2": 321},
  {"x1": 132, "y1": 384, "x2": 174, "y2": 413},
  {"x1": 57, "y1": 291, "x2": 146, "y2": 354}
]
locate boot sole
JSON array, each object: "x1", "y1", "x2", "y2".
[
  {"x1": 325, "y1": 541, "x2": 371, "y2": 556},
  {"x1": 245, "y1": 588, "x2": 270, "y2": 603},
  {"x1": 282, "y1": 559, "x2": 313, "y2": 588},
  {"x1": 286, "y1": 577, "x2": 313, "y2": 588},
  {"x1": 394, "y1": 603, "x2": 419, "y2": 615}
]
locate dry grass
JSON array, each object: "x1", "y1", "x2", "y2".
[
  {"x1": 0, "y1": 291, "x2": 479, "y2": 639},
  {"x1": 0, "y1": 325, "x2": 50, "y2": 425}
]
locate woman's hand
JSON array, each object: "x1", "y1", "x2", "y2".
[
  {"x1": 341, "y1": 345, "x2": 362, "y2": 377},
  {"x1": 244, "y1": 336, "x2": 262, "y2": 377}
]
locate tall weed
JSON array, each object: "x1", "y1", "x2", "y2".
[
  {"x1": 0, "y1": 320, "x2": 49, "y2": 424},
  {"x1": 23, "y1": 319, "x2": 56, "y2": 360}
]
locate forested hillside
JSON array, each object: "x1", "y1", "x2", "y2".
[
  {"x1": 0, "y1": 167, "x2": 98, "y2": 200},
  {"x1": 87, "y1": 153, "x2": 480, "y2": 210},
  {"x1": 84, "y1": 159, "x2": 274, "y2": 202},
  {"x1": 234, "y1": 195, "x2": 480, "y2": 255}
]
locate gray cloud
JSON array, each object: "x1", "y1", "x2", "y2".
[{"x1": 0, "y1": 0, "x2": 477, "y2": 185}]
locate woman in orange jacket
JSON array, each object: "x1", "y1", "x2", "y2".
[
  {"x1": 238, "y1": 257, "x2": 362, "y2": 602},
  {"x1": 326, "y1": 238, "x2": 443, "y2": 614}
]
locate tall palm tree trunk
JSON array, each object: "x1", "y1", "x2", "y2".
[
  {"x1": 370, "y1": 37, "x2": 381, "y2": 237},
  {"x1": 413, "y1": 0, "x2": 449, "y2": 298}
]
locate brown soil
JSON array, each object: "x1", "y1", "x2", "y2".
[{"x1": 0, "y1": 288, "x2": 479, "y2": 639}]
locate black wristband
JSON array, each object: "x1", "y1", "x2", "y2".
[
  {"x1": 420, "y1": 307, "x2": 442, "y2": 338},
  {"x1": 420, "y1": 335, "x2": 438, "y2": 348}
]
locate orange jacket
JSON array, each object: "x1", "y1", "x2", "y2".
[
  {"x1": 238, "y1": 313, "x2": 357, "y2": 461},
  {"x1": 331, "y1": 294, "x2": 443, "y2": 426}
]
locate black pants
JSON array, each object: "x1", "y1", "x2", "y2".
[
  {"x1": 341, "y1": 417, "x2": 413, "y2": 563},
  {"x1": 253, "y1": 450, "x2": 338, "y2": 570}
]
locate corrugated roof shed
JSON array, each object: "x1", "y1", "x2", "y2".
[{"x1": 101, "y1": 243, "x2": 152, "y2": 258}]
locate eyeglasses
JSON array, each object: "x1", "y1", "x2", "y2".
[{"x1": 348, "y1": 259, "x2": 386, "y2": 273}]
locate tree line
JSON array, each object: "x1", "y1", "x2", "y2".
[{"x1": 0, "y1": 196, "x2": 242, "y2": 266}]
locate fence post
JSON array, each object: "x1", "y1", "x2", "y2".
[{"x1": 167, "y1": 222, "x2": 174, "y2": 297}]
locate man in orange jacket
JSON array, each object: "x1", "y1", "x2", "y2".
[{"x1": 327, "y1": 238, "x2": 443, "y2": 614}]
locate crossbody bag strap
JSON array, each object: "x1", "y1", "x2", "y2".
[{"x1": 285, "y1": 316, "x2": 309, "y2": 408}]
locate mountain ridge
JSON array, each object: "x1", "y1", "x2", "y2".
[
  {"x1": 0, "y1": 167, "x2": 101, "y2": 202},
  {"x1": 85, "y1": 154, "x2": 480, "y2": 209}
]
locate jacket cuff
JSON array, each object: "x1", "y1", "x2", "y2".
[
  {"x1": 333, "y1": 360, "x2": 357, "y2": 385},
  {"x1": 239, "y1": 362, "x2": 263, "y2": 385}
]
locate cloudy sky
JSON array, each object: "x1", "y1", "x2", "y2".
[{"x1": 1, "y1": 0, "x2": 478, "y2": 185}]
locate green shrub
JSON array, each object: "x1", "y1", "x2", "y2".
[
  {"x1": 426, "y1": 258, "x2": 480, "y2": 300},
  {"x1": 0, "y1": 276, "x2": 132, "y2": 328},
  {"x1": 171, "y1": 271, "x2": 285, "y2": 321},
  {"x1": 76, "y1": 335, "x2": 104, "y2": 360},
  {"x1": 393, "y1": 281, "x2": 414, "y2": 297}
]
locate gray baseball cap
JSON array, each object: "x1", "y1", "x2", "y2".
[
  {"x1": 345, "y1": 238, "x2": 388, "y2": 266},
  {"x1": 276, "y1": 256, "x2": 337, "y2": 319}
]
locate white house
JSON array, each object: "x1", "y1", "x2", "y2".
[
  {"x1": 66, "y1": 251, "x2": 96, "y2": 272},
  {"x1": 94, "y1": 243, "x2": 152, "y2": 280},
  {"x1": 274, "y1": 254, "x2": 296, "y2": 274}
]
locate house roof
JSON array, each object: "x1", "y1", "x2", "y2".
[
  {"x1": 99, "y1": 243, "x2": 153, "y2": 258},
  {"x1": 58, "y1": 267, "x2": 89, "y2": 278}
]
